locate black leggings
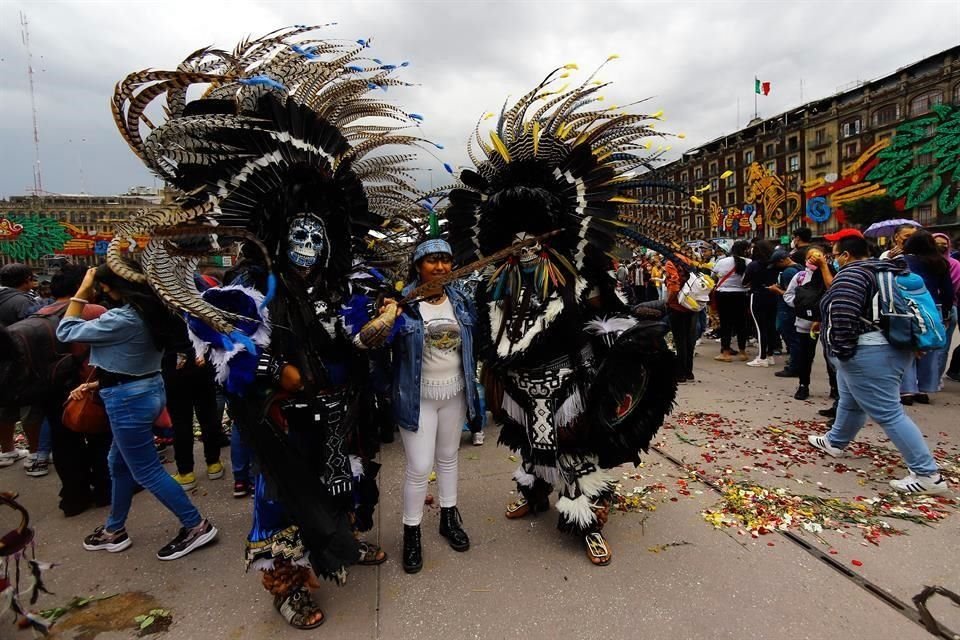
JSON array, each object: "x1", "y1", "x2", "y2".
[
  {"x1": 164, "y1": 363, "x2": 222, "y2": 474},
  {"x1": 670, "y1": 310, "x2": 698, "y2": 377},
  {"x1": 715, "y1": 291, "x2": 749, "y2": 352},
  {"x1": 749, "y1": 294, "x2": 778, "y2": 359},
  {"x1": 796, "y1": 332, "x2": 818, "y2": 386}
]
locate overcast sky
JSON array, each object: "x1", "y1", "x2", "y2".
[{"x1": 1, "y1": 0, "x2": 958, "y2": 198}]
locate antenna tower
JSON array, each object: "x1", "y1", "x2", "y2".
[{"x1": 20, "y1": 12, "x2": 43, "y2": 195}]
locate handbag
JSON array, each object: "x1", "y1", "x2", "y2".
[
  {"x1": 708, "y1": 266, "x2": 737, "y2": 312},
  {"x1": 62, "y1": 372, "x2": 109, "y2": 435}
]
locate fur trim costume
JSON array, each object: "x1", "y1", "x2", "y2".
[
  {"x1": 109, "y1": 26, "x2": 433, "y2": 598},
  {"x1": 444, "y1": 60, "x2": 689, "y2": 536}
]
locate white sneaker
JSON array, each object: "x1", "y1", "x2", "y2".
[
  {"x1": 808, "y1": 435, "x2": 846, "y2": 458},
  {"x1": 889, "y1": 472, "x2": 950, "y2": 495},
  {"x1": 746, "y1": 357, "x2": 769, "y2": 367},
  {"x1": 472, "y1": 431, "x2": 485, "y2": 446},
  {"x1": 0, "y1": 449, "x2": 28, "y2": 468},
  {"x1": 766, "y1": 357, "x2": 776, "y2": 366},
  {"x1": 23, "y1": 452, "x2": 37, "y2": 466}
]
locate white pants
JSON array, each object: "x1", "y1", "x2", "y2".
[{"x1": 399, "y1": 393, "x2": 466, "y2": 526}]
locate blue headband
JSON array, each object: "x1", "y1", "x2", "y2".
[{"x1": 413, "y1": 238, "x2": 452, "y2": 263}]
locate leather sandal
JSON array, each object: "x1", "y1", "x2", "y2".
[
  {"x1": 585, "y1": 532, "x2": 612, "y2": 567},
  {"x1": 356, "y1": 540, "x2": 387, "y2": 566},
  {"x1": 505, "y1": 496, "x2": 549, "y2": 519},
  {"x1": 274, "y1": 586, "x2": 325, "y2": 629}
]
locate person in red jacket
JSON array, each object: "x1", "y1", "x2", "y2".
[{"x1": 665, "y1": 255, "x2": 697, "y2": 382}]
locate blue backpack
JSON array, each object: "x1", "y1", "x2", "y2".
[{"x1": 871, "y1": 270, "x2": 947, "y2": 351}]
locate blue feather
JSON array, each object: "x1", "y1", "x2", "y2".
[
  {"x1": 382, "y1": 64, "x2": 396, "y2": 70},
  {"x1": 372, "y1": 58, "x2": 383, "y2": 64},
  {"x1": 228, "y1": 330, "x2": 259, "y2": 358},
  {"x1": 400, "y1": 61, "x2": 410, "y2": 67},
  {"x1": 409, "y1": 113, "x2": 424, "y2": 121},
  {"x1": 239, "y1": 75, "x2": 286, "y2": 92},
  {"x1": 347, "y1": 65, "x2": 364, "y2": 72},
  {"x1": 261, "y1": 273, "x2": 277, "y2": 310},
  {"x1": 368, "y1": 267, "x2": 387, "y2": 282},
  {"x1": 443, "y1": 163, "x2": 454, "y2": 174}
]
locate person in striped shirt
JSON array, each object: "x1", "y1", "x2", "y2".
[{"x1": 808, "y1": 232, "x2": 949, "y2": 495}]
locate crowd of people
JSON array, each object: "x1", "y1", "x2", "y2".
[
  {"x1": 614, "y1": 223, "x2": 955, "y2": 496},
  {"x1": 0, "y1": 25, "x2": 955, "y2": 634}
]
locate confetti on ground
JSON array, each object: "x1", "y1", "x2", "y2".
[
  {"x1": 647, "y1": 541, "x2": 692, "y2": 553},
  {"x1": 702, "y1": 481, "x2": 956, "y2": 544}
]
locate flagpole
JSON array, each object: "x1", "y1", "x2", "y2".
[{"x1": 754, "y1": 75, "x2": 758, "y2": 120}]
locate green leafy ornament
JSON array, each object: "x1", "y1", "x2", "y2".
[
  {"x1": 0, "y1": 213, "x2": 72, "y2": 261},
  {"x1": 868, "y1": 104, "x2": 960, "y2": 215}
]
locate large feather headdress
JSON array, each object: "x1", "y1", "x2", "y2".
[
  {"x1": 444, "y1": 58, "x2": 695, "y2": 300},
  {"x1": 109, "y1": 25, "x2": 436, "y2": 333}
]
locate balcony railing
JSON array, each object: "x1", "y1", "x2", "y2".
[
  {"x1": 808, "y1": 136, "x2": 834, "y2": 150},
  {"x1": 810, "y1": 159, "x2": 833, "y2": 169}
]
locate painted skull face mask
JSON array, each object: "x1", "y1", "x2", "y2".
[{"x1": 287, "y1": 214, "x2": 329, "y2": 269}]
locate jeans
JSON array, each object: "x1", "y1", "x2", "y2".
[
  {"x1": 776, "y1": 308, "x2": 800, "y2": 371},
  {"x1": 38, "y1": 419, "x2": 52, "y2": 460},
  {"x1": 827, "y1": 346, "x2": 938, "y2": 476},
  {"x1": 100, "y1": 375, "x2": 202, "y2": 532},
  {"x1": 900, "y1": 352, "x2": 941, "y2": 395},
  {"x1": 230, "y1": 421, "x2": 253, "y2": 484},
  {"x1": 399, "y1": 393, "x2": 465, "y2": 526}
]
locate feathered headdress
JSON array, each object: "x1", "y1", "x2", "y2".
[
  {"x1": 108, "y1": 25, "x2": 437, "y2": 334},
  {"x1": 444, "y1": 58, "x2": 694, "y2": 301}
]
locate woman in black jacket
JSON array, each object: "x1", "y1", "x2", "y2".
[{"x1": 742, "y1": 240, "x2": 779, "y2": 367}]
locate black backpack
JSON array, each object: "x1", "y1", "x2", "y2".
[
  {"x1": 0, "y1": 304, "x2": 78, "y2": 406},
  {"x1": 794, "y1": 273, "x2": 826, "y2": 322}
]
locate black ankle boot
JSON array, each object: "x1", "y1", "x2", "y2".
[
  {"x1": 403, "y1": 525, "x2": 422, "y2": 574},
  {"x1": 439, "y1": 506, "x2": 470, "y2": 552}
]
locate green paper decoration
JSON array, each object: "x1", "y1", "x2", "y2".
[
  {"x1": 0, "y1": 213, "x2": 74, "y2": 261},
  {"x1": 867, "y1": 104, "x2": 960, "y2": 215}
]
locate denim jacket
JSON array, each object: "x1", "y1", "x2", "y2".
[
  {"x1": 57, "y1": 305, "x2": 163, "y2": 376},
  {"x1": 392, "y1": 284, "x2": 481, "y2": 431}
]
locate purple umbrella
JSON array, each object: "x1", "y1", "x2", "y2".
[{"x1": 863, "y1": 218, "x2": 921, "y2": 238}]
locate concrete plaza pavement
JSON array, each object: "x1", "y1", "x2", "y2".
[{"x1": 3, "y1": 344, "x2": 958, "y2": 640}]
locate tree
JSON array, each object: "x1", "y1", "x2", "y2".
[{"x1": 842, "y1": 195, "x2": 903, "y2": 228}]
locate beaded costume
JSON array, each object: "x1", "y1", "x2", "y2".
[
  {"x1": 444, "y1": 60, "x2": 690, "y2": 543},
  {"x1": 108, "y1": 25, "x2": 435, "y2": 622}
]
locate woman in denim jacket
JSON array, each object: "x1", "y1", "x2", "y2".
[
  {"x1": 390, "y1": 237, "x2": 482, "y2": 574},
  {"x1": 56, "y1": 262, "x2": 217, "y2": 561}
]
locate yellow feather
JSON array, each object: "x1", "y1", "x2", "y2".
[
  {"x1": 532, "y1": 121, "x2": 541, "y2": 157},
  {"x1": 690, "y1": 196, "x2": 703, "y2": 205},
  {"x1": 609, "y1": 196, "x2": 639, "y2": 203},
  {"x1": 720, "y1": 170, "x2": 733, "y2": 179},
  {"x1": 651, "y1": 110, "x2": 664, "y2": 119},
  {"x1": 483, "y1": 112, "x2": 495, "y2": 120},
  {"x1": 606, "y1": 54, "x2": 620, "y2": 61},
  {"x1": 678, "y1": 133, "x2": 686, "y2": 139},
  {"x1": 489, "y1": 131, "x2": 511, "y2": 163},
  {"x1": 563, "y1": 63, "x2": 579, "y2": 70}
]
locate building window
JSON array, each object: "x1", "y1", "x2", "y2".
[
  {"x1": 744, "y1": 150, "x2": 754, "y2": 164},
  {"x1": 910, "y1": 91, "x2": 943, "y2": 116},
  {"x1": 726, "y1": 172, "x2": 736, "y2": 188},
  {"x1": 841, "y1": 118, "x2": 861, "y2": 138},
  {"x1": 725, "y1": 155, "x2": 736, "y2": 170},
  {"x1": 764, "y1": 161, "x2": 776, "y2": 174},
  {"x1": 916, "y1": 204, "x2": 933, "y2": 224},
  {"x1": 680, "y1": 171, "x2": 688, "y2": 183},
  {"x1": 917, "y1": 153, "x2": 934, "y2": 166},
  {"x1": 667, "y1": 191, "x2": 675, "y2": 203},
  {"x1": 814, "y1": 151, "x2": 827, "y2": 166},
  {"x1": 682, "y1": 217, "x2": 690, "y2": 230},
  {"x1": 726, "y1": 191, "x2": 736, "y2": 205},
  {"x1": 843, "y1": 142, "x2": 859, "y2": 160},
  {"x1": 872, "y1": 104, "x2": 901, "y2": 127},
  {"x1": 787, "y1": 136, "x2": 799, "y2": 152},
  {"x1": 814, "y1": 128, "x2": 827, "y2": 145},
  {"x1": 788, "y1": 155, "x2": 800, "y2": 172},
  {"x1": 694, "y1": 167, "x2": 703, "y2": 180},
  {"x1": 695, "y1": 214, "x2": 704, "y2": 229},
  {"x1": 765, "y1": 143, "x2": 776, "y2": 157},
  {"x1": 709, "y1": 161, "x2": 718, "y2": 176},
  {"x1": 709, "y1": 177, "x2": 718, "y2": 192},
  {"x1": 954, "y1": 83, "x2": 960, "y2": 105}
]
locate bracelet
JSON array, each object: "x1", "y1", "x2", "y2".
[{"x1": 70, "y1": 297, "x2": 89, "y2": 304}]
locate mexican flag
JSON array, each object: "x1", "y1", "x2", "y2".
[{"x1": 755, "y1": 78, "x2": 771, "y2": 96}]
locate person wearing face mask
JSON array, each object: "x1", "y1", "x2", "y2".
[
  {"x1": 898, "y1": 230, "x2": 955, "y2": 405},
  {"x1": 789, "y1": 227, "x2": 813, "y2": 264},
  {"x1": 742, "y1": 240, "x2": 779, "y2": 367},
  {"x1": 390, "y1": 230, "x2": 483, "y2": 574},
  {"x1": 809, "y1": 233, "x2": 949, "y2": 495}
]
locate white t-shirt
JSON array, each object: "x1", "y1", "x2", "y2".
[
  {"x1": 711, "y1": 256, "x2": 751, "y2": 292},
  {"x1": 418, "y1": 297, "x2": 464, "y2": 400}
]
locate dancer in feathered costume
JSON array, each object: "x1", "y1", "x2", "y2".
[
  {"x1": 444, "y1": 59, "x2": 691, "y2": 565},
  {"x1": 108, "y1": 26, "x2": 436, "y2": 628}
]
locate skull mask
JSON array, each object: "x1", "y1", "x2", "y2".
[
  {"x1": 287, "y1": 214, "x2": 329, "y2": 269},
  {"x1": 513, "y1": 232, "x2": 541, "y2": 266}
]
